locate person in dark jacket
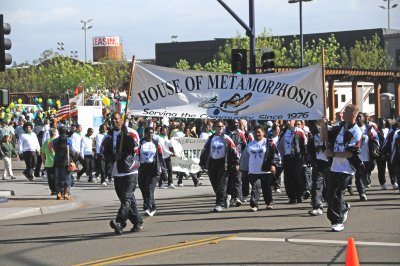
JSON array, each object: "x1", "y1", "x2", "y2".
[
  {"x1": 199, "y1": 120, "x2": 240, "y2": 212},
  {"x1": 50, "y1": 127, "x2": 73, "y2": 200},
  {"x1": 138, "y1": 127, "x2": 165, "y2": 217},
  {"x1": 102, "y1": 112, "x2": 143, "y2": 235}
]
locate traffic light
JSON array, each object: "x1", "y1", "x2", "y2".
[
  {"x1": 1, "y1": 14, "x2": 12, "y2": 72},
  {"x1": 231, "y1": 49, "x2": 247, "y2": 74},
  {"x1": 261, "y1": 49, "x2": 275, "y2": 74},
  {"x1": 0, "y1": 89, "x2": 9, "y2": 106}
]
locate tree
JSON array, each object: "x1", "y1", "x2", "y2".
[{"x1": 348, "y1": 34, "x2": 393, "y2": 69}]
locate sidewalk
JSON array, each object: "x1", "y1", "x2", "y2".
[{"x1": 0, "y1": 173, "x2": 211, "y2": 221}]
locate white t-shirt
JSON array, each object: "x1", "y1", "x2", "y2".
[
  {"x1": 139, "y1": 140, "x2": 157, "y2": 163},
  {"x1": 283, "y1": 129, "x2": 294, "y2": 156},
  {"x1": 155, "y1": 135, "x2": 173, "y2": 159},
  {"x1": 359, "y1": 125, "x2": 370, "y2": 162},
  {"x1": 247, "y1": 138, "x2": 267, "y2": 174},
  {"x1": 330, "y1": 125, "x2": 362, "y2": 175},
  {"x1": 210, "y1": 136, "x2": 226, "y2": 159},
  {"x1": 313, "y1": 134, "x2": 328, "y2": 162},
  {"x1": 200, "y1": 132, "x2": 211, "y2": 140}
]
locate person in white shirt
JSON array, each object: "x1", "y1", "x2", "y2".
[
  {"x1": 18, "y1": 122, "x2": 41, "y2": 181},
  {"x1": 155, "y1": 126, "x2": 175, "y2": 189},
  {"x1": 325, "y1": 104, "x2": 362, "y2": 232},
  {"x1": 70, "y1": 124, "x2": 85, "y2": 180},
  {"x1": 95, "y1": 125, "x2": 107, "y2": 185},
  {"x1": 239, "y1": 125, "x2": 280, "y2": 211},
  {"x1": 80, "y1": 128, "x2": 95, "y2": 183}
]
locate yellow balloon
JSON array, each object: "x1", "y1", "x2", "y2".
[
  {"x1": 9, "y1": 102, "x2": 15, "y2": 108},
  {"x1": 38, "y1": 98, "x2": 43, "y2": 103},
  {"x1": 18, "y1": 98, "x2": 22, "y2": 104},
  {"x1": 56, "y1": 100, "x2": 61, "y2": 105},
  {"x1": 102, "y1": 97, "x2": 110, "y2": 106}
]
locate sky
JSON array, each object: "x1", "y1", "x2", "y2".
[{"x1": 2, "y1": 0, "x2": 400, "y2": 65}]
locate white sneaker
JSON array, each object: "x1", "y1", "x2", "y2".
[
  {"x1": 168, "y1": 184, "x2": 176, "y2": 189},
  {"x1": 144, "y1": 210, "x2": 151, "y2": 216},
  {"x1": 381, "y1": 184, "x2": 387, "y2": 190},
  {"x1": 177, "y1": 184, "x2": 184, "y2": 187},
  {"x1": 250, "y1": 206, "x2": 258, "y2": 212},
  {"x1": 274, "y1": 188, "x2": 282, "y2": 193},
  {"x1": 331, "y1": 223, "x2": 344, "y2": 232},
  {"x1": 308, "y1": 208, "x2": 323, "y2": 216},
  {"x1": 159, "y1": 184, "x2": 167, "y2": 189},
  {"x1": 225, "y1": 194, "x2": 231, "y2": 208},
  {"x1": 102, "y1": 182, "x2": 107, "y2": 186},
  {"x1": 392, "y1": 182, "x2": 399, "y2": 190},
  {"x1": 150, "y1": 210, "x2": 157, "y2": 216},
  {"x1": 343, "y1": 203, "x2": 350, "y2": 223},
  {"x1": 214, "y1": 205, "x2": 223, "y2": 212},
  {"x1": 235, "y1": 198, "x2": 242, "y2": 207}
]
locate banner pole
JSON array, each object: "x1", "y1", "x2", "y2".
[
  {"x1": 118, "y1": 56, "x2": 136, "y2": 157},
  {"x1": 321, "y1": 47, "x2": 326, "y2": 118}
]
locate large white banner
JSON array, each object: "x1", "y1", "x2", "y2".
[
  {"x1": 128, "y1": 63, "x2": 324, "y2": 120},
  {"x1": 171, "y1": 137, "x2": 206, "y2": 174}
]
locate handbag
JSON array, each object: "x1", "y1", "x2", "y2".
[{"x1": 67, "y1": 145, "x2": 77, "y2": 172}]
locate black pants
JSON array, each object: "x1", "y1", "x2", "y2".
[
  {"x1": 23, "y1": 151, "x2": 37, "y2": 179},
  {"x1": 114, "y1": 173, "x2": 143, "y2": 228},
  {"x1": 46, "y1": 167, "x2": 55, "y2": 194},
  {"x1": 283, "y1": 155, "x2": 304, "y2": 201},
  {"x1": 177, "y1": 172, "x2": 200, "y2": 186},
  {"x1": 249, "y1": 173, "x2": 274, "y2": 208},
  {"x1": 302, "y1": 165, "x2": 312, "y2": 193},
  {"x1": 241, "y1": 171, "x2": 249, "y2": 199},
  {"x1": 353, "y1": 161, "x2": 368, "y2": 195},
  {"x1": 74, "y1": 154, "x2": 86, "y2": 180},
  {"x1": 208, "y1": 158, "x2": 228, "y2": 207},
  {"x1": 34, "y1": 155, "x2": 43, "y2": 177},
  {"x1": 138, "y1": 163, "x2": 159, "y2": 211},
  {"x1": 159, "y1": 157, "x2": 173, "y2": 186},
  {"x1": 227, "y1": 167, "x2": 242, "y2": 200},
  {"x1": 95, "y1": 153, "x2": 106, "y2": 183},
  {"x1": 84, "y1": 155, "x2": 95, "y2": 181},
  {"x1": 326, "y1": 171, "x2": 351, "y2": 225},
  {"x1": 310, "y1": 160, "x2": 328, "y2": 209},
  {"x1": 273, "y1": 167, "x2": 283, "y2": 190}
]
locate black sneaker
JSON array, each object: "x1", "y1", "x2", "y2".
[
  {"x1": 288, "y1": 199, "x2": 297, "y2": 204},
  {"x1": 296, "y1": 197, "x2": 303, "y2": 203},
  {"x1": 131, "y1": 223, "x2": 144, "y2": 232},
  {"x1": 109, "y1": 220, "x2": 123, "y2": 235}
]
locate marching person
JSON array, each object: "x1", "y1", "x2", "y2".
[
  {"x1": 307, "y1": 120, "x2": 329, "y2": 216},
  {"x1": 277, "y1": 120, "x2": 307, "y2": 204},
  {"x1": 51, "y1": 127, "x2": 74, "y2": 200},
  {"x1": 199, "y1": 120, "x2": 240, "y2": 212},
  {"x1": 1, "y1": 134, "x2": 18, "y2": 180},
  {"x1": 40, "y1": 128, "x2": 57, "y2": 195},
  {"x1": 240, "y1": 125, "x2": 280, "y2": 211},
  {"x1": 138, "y1": 127, "x2": 164, "y2": 217},
  {"x1": 70, "y1": 124, "x2": 85, "y2": 181},
  {"x1": 382, "y1": 117, "x2": 400, "y2": 191},
  {"x1": 80, "y1": 128, "x2": 95, "y2": 183},
  {"x1": 325, "y1": 104, "x2": 362, "y2": 232},
  {"x1": 102, "y1": 112, "x2": 143, "y2": 235},
  {"x1": 18, "y1": 122, "x2": 41, "y2": 181},
  {"x1": 155, "y1": 126, "x2": 175, "y2": 189},
  {"x1": 95, "y1": 125, "x2": 107, "y2": 185}
]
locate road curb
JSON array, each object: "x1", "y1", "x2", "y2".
[{"x1": 0, "y1": 199, "x2": 83, "y2": 221}]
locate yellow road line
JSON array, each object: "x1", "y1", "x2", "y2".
[{"x1": 74, "y1": 235, "x2": 236, "y2": 266}]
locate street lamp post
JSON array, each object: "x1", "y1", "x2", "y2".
[
  {"x1": 70, "y1": 50, "x2": 78, "y2": 59},
  {"x1": 57, "y1": 42, "x2": 64, "y2": 55},
  {"x1": 80, "y1": 19, "x2": 93, "y2": 63},
  {"x1": 379, "y1": 0, "x2": 398, "y2": 29},
  {"x1": 289, "y1": 0, "x2": 313, "y2": 67}
]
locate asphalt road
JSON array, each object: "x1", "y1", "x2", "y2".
[{"x1": 0, "y1": 159, "x2": 400, "y2": 265}]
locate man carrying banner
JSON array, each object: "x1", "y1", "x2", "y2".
[
  {"x1": 102, "y1": 112, "x2": 143, "y2": 235},
  {"x1": 200, "y1": 120, "x2": 240, "y2": 212}
]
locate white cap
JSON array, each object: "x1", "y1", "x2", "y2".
[{"x1": 266, "y1": 121, "x2": 273, "y2": 127}]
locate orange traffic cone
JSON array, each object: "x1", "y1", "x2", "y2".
[{"x1": 346, "y1": 237, "x2": 360, "y2": 266}]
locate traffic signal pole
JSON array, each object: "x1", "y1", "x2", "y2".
[{"x1": 217, "y1": 0, "x2": 256, "y2": 74}]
